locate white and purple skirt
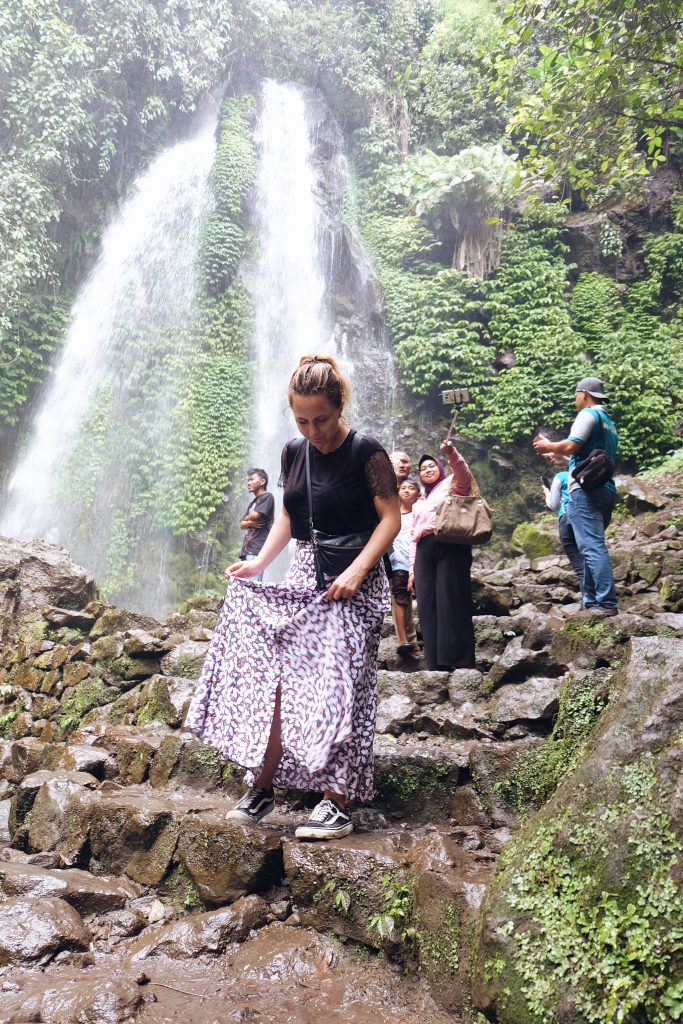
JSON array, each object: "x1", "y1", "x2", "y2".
[{"x1": 185, "y1": 542, "x2": 389, "y2": 802}]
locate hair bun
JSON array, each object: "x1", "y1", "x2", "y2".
[{"x1": 289, "y1": 354, "x2": 350, "y2": 410}]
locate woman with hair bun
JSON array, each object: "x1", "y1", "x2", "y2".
[{"x1": 186, "y1": 355, "x2": 400, "y2": 840}]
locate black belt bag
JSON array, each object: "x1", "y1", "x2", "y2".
[
  {"x1": 573, "y1": 414, "x2": 615, "y2": 492},
  {"x1": 305, "y1": 440, "x2": 372, "y2": 590}
]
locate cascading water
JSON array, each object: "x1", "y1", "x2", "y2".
[
  {"x1": 244, "y1": 81, "x2": 397, "y2": 580},
  {"x1": 245, "y1": 81, "x2": 332, "y2": 485},
  {"x1": 1, "y1": 103, "x2": 219, "y2": 616}
]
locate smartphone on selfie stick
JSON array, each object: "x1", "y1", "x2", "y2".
[{"x1": 442, "y1": 388, "x2": 471, "y2": 443}]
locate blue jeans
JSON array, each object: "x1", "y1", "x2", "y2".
[
  {"x1": 558, "y1": 514, "x2": 584, "y2": 595},
  {"x1": 567, "y1": 488, "x2": 617, "y2": 609},
  {"x1": 245, "y1": 553, "x2": 264, "y2": 582}
]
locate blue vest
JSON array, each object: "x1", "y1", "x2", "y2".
[{"x1": 569, "y1": 408, "x2": 618, "y2": 495}]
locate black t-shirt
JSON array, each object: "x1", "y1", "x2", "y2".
[
  {"x1": 240, "y1": 491, "x2": 275, "y2": 557},
  {"x1": 280, "y1": 430, "x2": 397, "y2": 541}
]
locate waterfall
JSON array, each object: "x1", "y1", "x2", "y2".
[
  {"x1": 1, "y1": 104, "x2": 219, "y2": 617},
  {"x1": 245, "y1": 81, "x2": 331, "y2": 488},
  {"x1": 243, "y1": 80, "x2": 397, "y2": 580}
]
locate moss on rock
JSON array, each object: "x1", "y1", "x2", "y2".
[
  {"x1": 59, "y1": 677, "x2": 119, "y2": 733},
  {"x1": 510, "y1": 522, "x2": 557, "y2": 561}
]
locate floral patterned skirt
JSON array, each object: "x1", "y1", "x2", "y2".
[{"x1": 185, "y1": 542, "x2": 389, "y2": 802}]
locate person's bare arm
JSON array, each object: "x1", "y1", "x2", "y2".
[
  {"x1": 226, "y1": 510, "x2": 292, "y2": 578},
  {"x1": 326, "y1": 493, "x2": 401, "y2": 601},
  {"x1": 533, "y1": 435, "x2": 582, "y2": 457}
]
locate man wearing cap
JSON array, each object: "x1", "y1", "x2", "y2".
[{"x1": 532, "y1": 377, "x2": 618, "y2": 617}]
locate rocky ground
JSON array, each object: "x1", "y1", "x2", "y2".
[{"x1": 1, "y1": 467, "x2": 682, "y2": 1024}]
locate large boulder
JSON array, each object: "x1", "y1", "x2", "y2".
[
  {"x1": 0, "y1": 895, "x2": 90, "y2": 965},
  {"x1": 0, "y1": 536, "x2": 99, "y2": 641},
  {"x1": 472, "y1": 637, "x2": 683, "y2": 1024},
  {"x1": 176, "y1": 813, "x2": 284, "y2": 904},
  {"x1": 129, "y1": 895, "x2": 269, "y2": 958}
]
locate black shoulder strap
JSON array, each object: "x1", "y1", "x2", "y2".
[{"x1": 305, "y1": 440, "x2": 314, "y2": 535}]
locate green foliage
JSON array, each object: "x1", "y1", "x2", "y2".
[
  {"x1": 493, "y1": 756, "x2": 683, "y2": 1022},
  {"x1": 497, "y1": 674, "x2": 609, "y2": 812},
  {"x1": 0, "y1": 297, "x2": 70, "y2": 427},
  {"x1": 570, "y1": 258, "x2": 683, "y2": 468},
  {"x1": 492, "y1": 0, "x2": 683, "y2": 193},
  {"x1": 59, "y1": 676, "x2": 118, "y2": 732},
  {"x1": 410, "y1": 0, "x2": 507, "y2": 154},
  {"x1": 314, "y1": 878, "x2": 352, "y2": 917},
  {"x1": 164, "y1": 287, "x2": 252, "y2": 535},
  {"x1": 468, "y1": 206, "x2": 588, "y2": 444},
  {"x1": 0, "y1": 0, "x2": 248, "y2": 347},
  {"x1": 570, "y1": 272, "x2": 624, "y2": 345},
  {"x1": 198, "y1": 98, "x2": 256, "y2": 296},
  {"x1": 360, "y1": 195, "x2": 492, "y2": 400},
  {"x1": 394, "y1": 144, "x2": 518, "y2": 276},
  {"x1": 369, "y1": 873, "x2": 416, "y2": 944}
]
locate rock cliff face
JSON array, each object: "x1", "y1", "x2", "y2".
[{"x1": 0, "y1": 466, "x2": 682, "y2": 1022}]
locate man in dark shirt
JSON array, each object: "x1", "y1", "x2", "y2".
[{"x1": 239, "y1": 469, "x2": 275, "y2": 581}]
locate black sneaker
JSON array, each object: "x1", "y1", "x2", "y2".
[
  {"x1": 226, "y1": 787, "x2": 275, "y2": 824},
  {"x1": 294, "y1": 798, "x2": 353, "y2": 841}
]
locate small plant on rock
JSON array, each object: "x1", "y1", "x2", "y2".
[{"x1": 369, "y1": 874, "x2": 416, "y2": 944}]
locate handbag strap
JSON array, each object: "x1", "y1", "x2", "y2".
[
  {"x1": 305, "y1": 440, "x2": 316, "y2": 540},
  {"x1": 448, "y1": 467, "x2": 481, "y2": 498}
]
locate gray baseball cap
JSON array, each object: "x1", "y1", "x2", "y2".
[{"x1": 575, "y1": 376, "x2": 608, "y2": 401}]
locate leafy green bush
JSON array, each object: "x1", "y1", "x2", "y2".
[
  {"x1": 361, "y1": 203, "x2": 492, "y2": 400},
  {"x1": 410, "y1": 0, "x2": 507, "y2": 154}
]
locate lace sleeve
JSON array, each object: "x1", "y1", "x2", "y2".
[
  {"x1": 278, "y1": 443, "x2": 291, "y2": 488},
  {"x1": 364, "y1": 449, "x2": 398, "y2": 501}
]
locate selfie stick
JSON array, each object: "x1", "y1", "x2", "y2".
[{"x1": 445, "y1": 406, "x2": 460, "y2": 445}]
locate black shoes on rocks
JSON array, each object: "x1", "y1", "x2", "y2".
[
  {"x1": 227, "y1": 790, "x2": 353, "y2": 840},
  {"x1": 572, "y1": 606, "x2": 618, "y2": 619},
  {"x1": 226, "y1": 787, "x2": 275, "y2": 823},
  {"x1": 295, "y1": 798, "x2": 354, "y2": 841}
]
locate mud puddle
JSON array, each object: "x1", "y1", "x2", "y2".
[{"x1": 1, "y1": 923, "x2": 462, "y2": 1024}]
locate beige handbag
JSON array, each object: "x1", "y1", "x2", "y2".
[{"x1": 434, "y1": 474, "x2": 493, "y2": 545}]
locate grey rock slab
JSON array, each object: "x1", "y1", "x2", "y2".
[
  {"x1": 123, "y1": 628, "x2": 173, "y2": 655},
  {"x1": 653, "y1": 611, "x2": 683, "y2": 631},
  {"x1": 24, "y1": 773, "x2": 99, "y2": 858},
  {"x1": 283, "y1": 831, "x2": 409, "y2": 948},
  {"x1": 0, "y1": 798, "x2": 10, "y2": 843},
  {"x1": 87, "y1": 788, "x2": 189, "y2": 885},
  {"x1": 0, "y1": 896, "x2": 90, "y2": 966},
  {"x1": 0, "y1": 862, "x2": 144, "y2": 914},
  {"x1": 160, "y1": 639, "x2": 209, "y2": 679},
  {"x1": 60, "y1": 744, "x2": 110, "y2": 776},
  {"x1": 0, "y1": 535, "x2": 99, "y2": 643},
  {"x1": 486, "y1": 635, "x2": 566, "y2": 690},
  {"x1": 488, "y1": 676, "x2": 562, "y2": 724},
  {"x1": 373, "y1": 734, "x2": 472, "y2": 819},
  {"x1": 376, "y1": 669, "x2": 449, "y2": 706},
  {"x1": 375, "y1": 694, "x2": 417, "y2": 734},
  {"x1": 130, "y1": 895, "x2": 270, "y2": 959},
  {"x1": 448, "y1": 668, "x2": 484, "y2": 705}
]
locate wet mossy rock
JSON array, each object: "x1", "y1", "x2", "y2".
[
  {"x1": 510, "y1": 522, "x2": 559, "y2": 561},
  {"x1": 472, "y1": 636, "x2": 683, "y2": 1024}
]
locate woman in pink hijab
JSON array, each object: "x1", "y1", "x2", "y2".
[{"x1": 408, "y1": 441, "x2": 475, "y2": 671}]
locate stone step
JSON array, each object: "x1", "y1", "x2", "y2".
[
  {"x1": 0, "y1": 859, "x2": 145, "y2": 914},
  {"x1": 282, "y1": 824, "x2": 498, "y2": 1012}
]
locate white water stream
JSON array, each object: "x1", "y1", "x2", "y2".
[
  {"x1": 1, "y1": 104, "x2": 219, "y2": 615},
  {"x1": 1, "y1": 81, "x2": 397, "y2": 608},
  {"x1": 244, "y1": 80, "x2": 397, "y2": 581}
]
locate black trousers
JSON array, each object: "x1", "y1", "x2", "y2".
[{"x1": 414, "y1": 533, "x2": 475, "y2": 671}]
